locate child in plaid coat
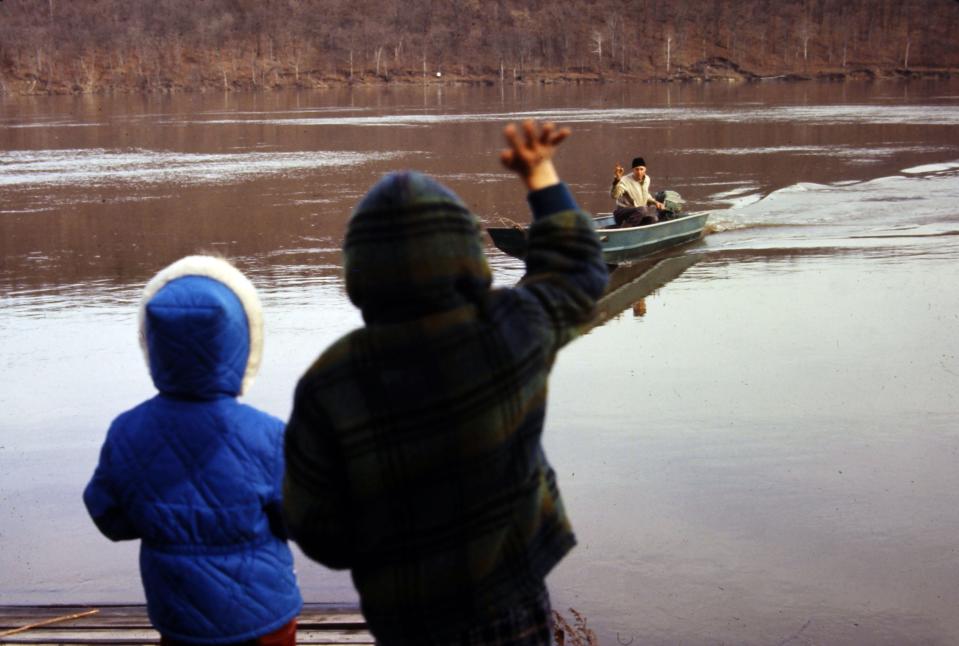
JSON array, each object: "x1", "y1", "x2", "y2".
[{"x1": 283, "y1": 121, "x2": 608, "y2": 645}]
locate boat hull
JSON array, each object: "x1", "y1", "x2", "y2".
[{"x1": 487, "y1": 212, "x2": 709, "y2": 264}]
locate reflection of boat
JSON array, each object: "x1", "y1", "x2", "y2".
[
  {"x1": 487, "y1": 212, "x2": 710, "y2": 265},
  {"x1": 584, "y1": 254, "x2": 701, "y2": 333}
]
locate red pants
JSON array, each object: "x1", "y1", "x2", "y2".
[{"x1": 160, "y1": 619, "x2": 296, "y2": 646}]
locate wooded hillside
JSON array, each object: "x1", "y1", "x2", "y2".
[{"x1": 1, "y1": 0, "x2": 957, "y2": 94}]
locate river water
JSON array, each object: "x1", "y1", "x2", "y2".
[{"x1": 2, "y1": 81, "x2": 958, "y2": 644}]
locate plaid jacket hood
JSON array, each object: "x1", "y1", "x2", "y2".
[{"x1": 344, "y1": 171, "x2": 492, "y2": 324}]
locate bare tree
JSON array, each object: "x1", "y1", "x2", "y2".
[
  {"x1": 665, "y1": 25, "x2": 674, "y2": 74},
  {"x1": 591, "y1": 30, "x2": 603, "y2": 62},
  {"x1": 605, "y1": 15, "x2": 618, "y2": 63},
  {"x1": 1, "y1": 0, "x2": 958, "y2": 94}
]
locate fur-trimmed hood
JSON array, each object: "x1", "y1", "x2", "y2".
[{"x1": 139, "y1": 255, "x2": 263, "y2": 398}]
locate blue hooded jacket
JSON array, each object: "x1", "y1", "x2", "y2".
[{"x1": 83, "y1": 256, "x2": 302, "y2": 644}]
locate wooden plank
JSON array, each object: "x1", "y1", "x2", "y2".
[
  {"x1": 1, "y1": 616, "x2": 367, "y2": 630},
  {"x1": 0, "y1": 628, "x2": 159, "y2": 641},
  {"x1": 0, "y1": 605, "x2": 363, "y2": 623},
  {"x1": 1, "y1": 630, "x2": 374, "y2": 644},
  {"x1": 0, "y1": 607, "x2": 142, "y2": 628},
  {"x1": 0, "y1": 610, "x2": 101, "y2": 637},
  {"x1": 298, "y1": 618, "x2": 366, "y2": 628},
  {"x1": 1, "y1": 642, "x2": 372, "y2": 646},
  {"x1": 2, "y1": 639, "x2": 371, "y2": 645},
  {"x1": 0, "y1": 640, "x2": 159, "y2": 645},
  {"x1": 297, "y1": 631, "x2": 375, "y2": 644},
  {"x1": 0, "y1": 605, "x2": 372, "y2": 644},
  {"x1": 0, "y1": 618, "x2": 153, "y2": 630}
]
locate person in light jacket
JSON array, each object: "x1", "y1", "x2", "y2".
[{"x1": 611, "y1": 156, "x2": 665, "y2": 227}]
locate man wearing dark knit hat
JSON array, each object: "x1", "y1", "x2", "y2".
[{"x1": 611, "y1": 156, "x2": 665, "y2": 227}]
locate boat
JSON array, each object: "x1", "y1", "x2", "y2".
[{"x1": 487, "y1": 211, "x2": 709, "y2": 265}]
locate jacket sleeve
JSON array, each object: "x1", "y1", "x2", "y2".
[
  {"x1": 83, "y1": 436, "x2": 139, "y2": 541},
  {"x1": 610, "y1": 178, "x2": 626, "y2": 200},
  {"x1": 265, "y1": 423, "x2": 291, "y2": 541},
  {"x1": 283, "y1": 381, "x2": 353, "y2": 569},
  {"x1": 518, "y1": 182, "x2": 609, "y2": 353}
]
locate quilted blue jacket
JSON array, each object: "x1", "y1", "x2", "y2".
[{"x1": 83, "y1": 257, "x2": 302, "y2": 644}]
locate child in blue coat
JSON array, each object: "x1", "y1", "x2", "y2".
[{"x1": 84, "y1": 255, "x2": 302, "y2": 645}]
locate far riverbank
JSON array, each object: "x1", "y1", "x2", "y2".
[{"x1": 2, "y1": 59, "x2": 956, "y2": 96}]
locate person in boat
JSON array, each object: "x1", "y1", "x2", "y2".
[
  {"x1": 282, "y1": 120, "x2": 608, "y2": 645},
  {"x1": 611, "y1": 156, "x2": 666, "y2": 227},
  {"x1": 83, "y1": 255, "x2": 302, "y2": 646}
]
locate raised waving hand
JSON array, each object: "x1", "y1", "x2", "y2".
[{"x1": 500, "y1": 120, "x2": 571, "y2": 191}]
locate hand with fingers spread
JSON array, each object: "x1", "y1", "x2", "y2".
[{"x1": 500, "y1": 119, "x2": 571, "y2": 191}]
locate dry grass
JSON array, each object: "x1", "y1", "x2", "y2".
[{"x1": 552, "y1": 608, "x2": 599, "y2": 646}]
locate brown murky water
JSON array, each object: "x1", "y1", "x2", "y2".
[{"x1": 2, "y1": 81, "x2": 959, "y2": 644}]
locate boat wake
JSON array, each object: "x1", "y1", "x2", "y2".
[{"x1": 705, "y1": 162, "x2": 959, "y2": 237}]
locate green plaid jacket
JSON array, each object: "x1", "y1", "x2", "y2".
[{"x1": 284, "y1": 174, "x2": 607, "y2": 644}]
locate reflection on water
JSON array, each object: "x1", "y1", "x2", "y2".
[
  {"x1": 2, "y1": 82, "x2": 959, "y2": 644},
  {"x1": 586, "y1": 254, "x2": 702, "y2": 333}
]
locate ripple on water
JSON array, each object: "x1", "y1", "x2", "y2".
[{"x1": 0, "y1": 149, "x2": 408, "y2": 188}]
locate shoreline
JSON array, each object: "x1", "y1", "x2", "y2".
[{"x1": 2, "y1": 63, "x2": 955, "y2": 97}]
